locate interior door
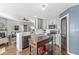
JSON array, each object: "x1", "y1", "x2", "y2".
[{"x1": 61, "y1": 17, "x2": 67, "y2": 55}]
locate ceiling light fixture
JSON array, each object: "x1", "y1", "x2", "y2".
[
  {"x1": 34, "y1": 16, "x2": 37, "y2": 18},
  {"x1": 41, "y1": 3, "x2": 47, "y2": 10}
]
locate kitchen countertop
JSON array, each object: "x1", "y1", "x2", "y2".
[{"x1": 22, "y1": 32, "x2": 31, "y2": 36}]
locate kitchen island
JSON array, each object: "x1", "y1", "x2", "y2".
[{"x1": 29, "y1": 34, "x2": 53, "y2": 55}]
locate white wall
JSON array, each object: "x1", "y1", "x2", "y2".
[
  {"x1": 0, "y1": 17, "x2": 7, "y2": 28},
  {"x1": 43, "y1": 19, "x2": 48, "y2": 29},
  {"x1": 7, "y1": 20, "x2": 21, "y2": 35},
  {"x1": 22, "y1": 22, "x2": 32, "y2": 32},
  {"x1": 0, "y1": 17, "x2": 22, "y2": 36}
]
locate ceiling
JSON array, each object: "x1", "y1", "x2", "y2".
[{"x1": 0, "y1": 3, "x2": 78, "y2": 20}]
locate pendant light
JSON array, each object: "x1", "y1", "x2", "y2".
[{"x1": 41, "y1": 3, "x2": 47, "y2": 10}]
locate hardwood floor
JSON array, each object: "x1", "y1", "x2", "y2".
[
  {"x1": 2, "y1": 43, "x2": 16, "y2": 55},
  {"x1": 0, "y1": 43, "x2": 29, "y2": 55},
  {"x1": 0, "y1": 43, "x2": 67, "y2": 55}
]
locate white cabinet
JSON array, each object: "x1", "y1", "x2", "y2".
[{"x1": 0, "y1": 37, "x2": 9, "y2": 45}]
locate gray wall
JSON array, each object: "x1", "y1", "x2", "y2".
[{"x1": 59, "y1": 5, "x2": 79, "y2": 54}]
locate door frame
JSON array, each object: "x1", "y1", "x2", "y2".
[{"x1": 60, "y1": 14, "x2": 69, "y2": 54}]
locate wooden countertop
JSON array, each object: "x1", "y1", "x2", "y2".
[{"x1": 29, "y1": 35, "x2": 49, "y2": 42}]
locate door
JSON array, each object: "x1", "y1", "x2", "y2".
[{"x1": 61, "y1": 17, "x2": 67, "y2": 55}]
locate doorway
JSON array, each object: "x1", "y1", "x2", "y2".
[{"x1": 61, "y1": 16, "x2": 67, "y2": 54}]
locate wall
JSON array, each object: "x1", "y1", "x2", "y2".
[
  {"x1": 43, "y1": 19, "x2": 56, "y2": 29},
  {"x1": 0, "y1": 17, "x2": 21, "y2": 36},
  {"x1": 59, "y1": 5, "x2": 79, "y2": 54},
  {"x1": 22, "y1": 22, "x2": 32, "y2": 32},
  {"x1": 0, "y1": 17, "x2": 7, "y2": 28},
  {"x1": 7, "y1": 20, "x2": 20, "y2": 35}
]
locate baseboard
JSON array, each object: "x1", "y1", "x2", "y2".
[{"x1": 68, "y1": 52, "x2": 76, "y2": 55}]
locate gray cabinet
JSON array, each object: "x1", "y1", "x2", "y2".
[{"x1": 22, "y1": 36, "x2": 31, "y2": 49}]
